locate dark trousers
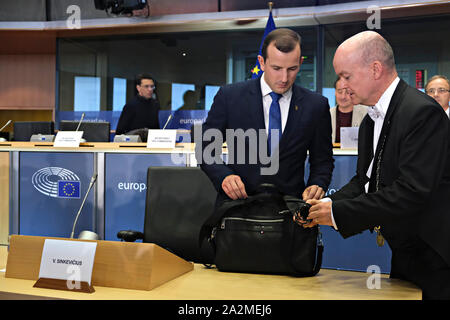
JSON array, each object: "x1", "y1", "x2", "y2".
[{"x1": 390, "y1": 238, "x2": 450, "y2": 300}]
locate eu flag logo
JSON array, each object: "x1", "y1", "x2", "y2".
[
  {"x1": 58, "y1": 180, "x2": 81, "y2": 199},
  {"x1": 251, "y1": 10, "x2": 276, "y2": 79}
]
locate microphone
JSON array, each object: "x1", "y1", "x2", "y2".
[
  {"x1": 75, "y1": 113, "x2": 85, "y2": 132},
  {"x1": 162, "y1": 113, "x2": 173, "y2": 130},
  {"x1": 74, "y1": 113, "x2": 86, "y2": 143},
  {"x1": 70, "y1": 173, "x2": 98, "y2": 239},
  {"x1": 0, "y1": 120, "x2": 12, "y2": 132},
  {"x1": 0, "y1": 120, "x2": 11, "y2": 142}
]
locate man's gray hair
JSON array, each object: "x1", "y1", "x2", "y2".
[
  {"x1": 356, "y1": 31, "x2": 396, "y2": 71},
  {"x1": 426, "y1": 75, "x2": 450, "y2": 90}
]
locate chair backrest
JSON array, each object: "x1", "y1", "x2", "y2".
[
  {"x1": 59, "y1": 121, "x2": 110, "y2": 142},
  {"x1": 144, "y1": 166, "x2": 217, "y2": 263},
  {"x1": 13, "y1": 121, "x2": 54, "y2": 141}
]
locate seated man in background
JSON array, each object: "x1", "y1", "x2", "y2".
[
  {"x1": 330, "y1": 76, "x2": 367, "y2": 144},
  {"x1": 425, "y1": 75, "x2": 450, "y2": 118},
  {"x1": 116, "y1": 74, "x2": 160, "y2": 135}
]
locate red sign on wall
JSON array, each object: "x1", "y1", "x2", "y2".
[{"x1": 416, "y1": 70, "x2": 425, "y2": 89}]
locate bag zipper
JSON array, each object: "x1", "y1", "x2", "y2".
[{"x1": 221, "y1": 217, "x2": 284, "y2": 229}]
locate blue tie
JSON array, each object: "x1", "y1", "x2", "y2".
[{"x1": 268, "y1": 92, "x2": 282, "y2": 156}]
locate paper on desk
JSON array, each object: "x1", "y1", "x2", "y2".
[{"x1": 340, "y1": 127, "x2": 359, "y2": 149}]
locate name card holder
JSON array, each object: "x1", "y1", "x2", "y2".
[
  {"x1": 147, "y1": 129, "x2": 177, "y2": 149},
  {"x1": 54, "y1": 131, "x2": 84, "y2": 148},
  {"x1": 33, "y1": 239, "x2": 97, "y2": 294},
  {"x1": 33, "y1": 277, "x2": 95, "y2": 293}
]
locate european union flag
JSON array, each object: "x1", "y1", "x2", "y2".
[
  {"x1": 58, "y1": 180, "x2": 81, "y2": 199},
  {"x1": 251, "y1": 10, "x2": 276, "y2": 79}
]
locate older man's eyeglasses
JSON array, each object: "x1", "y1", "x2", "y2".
[{"x1": 426, "y1": 88, "x2": 450, "y2": 95}]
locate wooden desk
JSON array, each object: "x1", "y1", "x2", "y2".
[{"x1": 0, "y1": 246, "x2": 421, "y2": 300}]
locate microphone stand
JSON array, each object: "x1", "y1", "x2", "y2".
[
  {"x1": 0, "y1": 120, "x2": 12, "y2": 142},
  {"x1": 70, "y1": 173, "x2": 97, "y2": 239},
  {"x1": 162, "y1": 113, "x2": 173, "y2": 130},
  {"x1": 75, "y1": 113, "x2": 85, "y2": 132},
  {"x1": 0, "y1": 120, "x2": 12, "y2": 132}
]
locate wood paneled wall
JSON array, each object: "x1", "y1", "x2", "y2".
[
  {"x1": 0, "y1": 54, "x2": 55, "y2": 109},
  {"x1": 0, "y1": 31, "x2": 56, "y2": 131}
]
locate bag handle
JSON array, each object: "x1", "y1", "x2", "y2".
[
  {"x1": 252, "y1": 183, "x2": 281, "y2": 195},
  {"x1": 199, "y1": 183, "x2": 282, "y2": 247}
]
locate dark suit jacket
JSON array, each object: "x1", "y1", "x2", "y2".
[
  {"x1": 330, "y1": 79, "x2": 450, "y2": 266},
  {"x1": 199, "y1": 78, "x2": 334, "y2": 201}
]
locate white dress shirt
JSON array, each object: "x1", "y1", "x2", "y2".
[
  {"x1": 446, "y1": 108, "x2": 449, "y2": 118},
  {"x1": 364, "y1": 77, "x2": 400, "y2": 192},
  {"x1": 260, "y1": 73, "x2": 292, "y2": 134},
  {"x1": 327, "y1": 77, "x2": 401, "y2": 230}
]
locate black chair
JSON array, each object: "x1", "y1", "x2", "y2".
[
  {"x1": 13, "y1": 121, "x2": 54, "y2": 141},
  {"x1": 117, "y1": 167, "x2": 217, "y2": 264},
  {"x1": 59, "y1": 121, "x2": 110, "y2": 142}
]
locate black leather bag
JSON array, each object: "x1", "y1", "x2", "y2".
[{"x1": 200, "y1": 185, "x2": 323, "y2": 276}]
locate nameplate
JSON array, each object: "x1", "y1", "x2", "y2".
[
  {"x1": 147, "y1": 129, "x2": 177, "y2": 149},
  {"x1": 38, "y1": 239, "x2": 97, "y2": 286},
  {"x1": 54, "y1": 131, "x2": 84, "y2": 147},
  {"x1": 340, "y1": 127, "x2": 359, "y2": 149}
]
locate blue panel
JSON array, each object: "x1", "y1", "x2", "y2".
[
  {"x1": 19, "y1": 152, "x2": 95, "y2": 238},
  {"x1": 308, "y1": 155, "x2": 392, "y2": 273},
  {"x1": 320, "y1": 227, "x2": 392, "y2": 273},
  {"x1": 104, "y1": 153, "x2": 186, "y2": 241},
  {"x1": 159, "y1": 110, "x2": 208, "y2": 130}
]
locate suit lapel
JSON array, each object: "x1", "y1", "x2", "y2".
[
  {"x1": 361, "y1": 117, "x2": 374, "y2": 175},
  {"x1": 246, "y1": 78, "x2": 266, "y2": 131},
  {"x1": 372, "y1": 79, "x2": 407, "y2": 163},
  {"x1": 278, "y1": 85, "x2": 306, "y2": 151}
]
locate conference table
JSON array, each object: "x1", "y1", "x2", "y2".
[
  {"x1": 0, "y1": 245, "x2": 421, "y2": 300},
  {"x1": 0, "y1": 141, "x2": 393, "y2": 274}
]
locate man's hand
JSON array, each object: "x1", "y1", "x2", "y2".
[
  {"x1": 302, "y1": 185, "x2": 325, "y2": 201},
  {"x1": 300, "y1": 199, "x2": 333, "y2": 228},
  {"x1": 222, "y1": 175, "x2": 248, "y2": 200}
]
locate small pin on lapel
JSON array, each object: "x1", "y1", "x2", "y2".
[{"x1": 295, "y1": 105, "x2": 299, "y2": 111}]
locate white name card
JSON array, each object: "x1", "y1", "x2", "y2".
[
  {"x1": 54, "y1": 131, "x2": 84, "y2": 147},
  {"x1": 38, "y1": 239, "x2": 97, "y2": 286},
  {"x1": 340, "y1": 127, "x2": 359, "y2": 149},
  {"x1": 147, "y1": 129, "x2": 177, "y2": 149}
]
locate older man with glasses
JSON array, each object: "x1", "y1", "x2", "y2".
[{"x1": 425, "y1": 75, "x2": 450, "y2": 118}]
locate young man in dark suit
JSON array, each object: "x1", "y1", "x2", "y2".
[
  {"x1": 198, "y1": 28, "x2": 334, "y2": 203},
  {"x1": 304, "y1": 31, "x2": 450, "y2": 299}
]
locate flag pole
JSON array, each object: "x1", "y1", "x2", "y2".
[{"x1": 268, "y1": 2, "x2": 273, "y2": 12}]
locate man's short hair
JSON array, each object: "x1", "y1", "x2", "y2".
[
  {"x1": 334, "y1": 76, "x2": 341, "y2": 89},
  {"x1": 425, "y1": 75, "x2": 450, "y2": 90},
  {"x1": 261, "y1": 28, "x2": 302, "y2": 61},
  {"x1": 135, "y1": 73, "x2": 155, "y2": 86}
]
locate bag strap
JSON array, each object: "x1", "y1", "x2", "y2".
[
  {"x1": 311, "y1": 231, "x2": 324, "y2": 276},
  {"x1": 282, "y1": 196, "x2": 324, "y2": 277},
  {"x1": 285, "y1": 225, "x2": 324, "y2": 277}
]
